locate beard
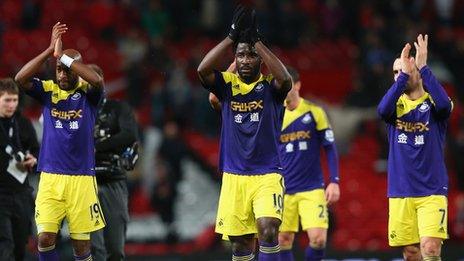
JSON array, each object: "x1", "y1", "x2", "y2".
[{"x1": 238, "y1": 66, "x2": 260, "y2": 83}]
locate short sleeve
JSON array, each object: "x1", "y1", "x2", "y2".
[
  {"x1": 207, "y1": 70, "x2": 229, "y2": 101},
  {"x1": 25, "y1": 78, "x2": 53, "y2": 104},
  {"x1": 267, "y1": 75, "x2": 287, "y2": 103},
  {"x1": 79, "y1": 81, "x2": 103, "y2": 106},
  {"x1": 313, "y1": 107, "x2": 331, "y2": 131}
]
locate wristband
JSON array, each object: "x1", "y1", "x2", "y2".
[{"x1": 59, "y1": 54, "x2": 74, "y2": 68}]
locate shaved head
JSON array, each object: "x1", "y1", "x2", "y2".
[
  {"x1": 55, "y1": 49, "x2": 82, "y2": 90},
  {"x1": 63, "y1": 49, "x2": 82, "y2": 62}
]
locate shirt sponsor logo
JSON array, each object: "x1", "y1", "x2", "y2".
[
  {"x1": 418, "y1": 102, "x2": 430, "y2": 112},
  {"x1": 398, "y1": 133, "x2": 407, "y2": 144},
  {"x1": 51, "y1": 108, "x2": 83, "y2": 120},
  {"x1": 69, "y1": 121, "x2": 79, "y2": 130},
  {"x1": 250, "y1": 112, "x2": 259, "y2": 122},
  {"x1": 396, "y1": 120, "x2": 429, "y2": 132},
  {"x1": 280, "y1": 131, "x2": 311, "y2": 143},
  {"x1": 234, "y1": 114, "x2": 243, "y2": 123},
  {"x1": 301, "y1": 113, "x2": 312, "y2": 124},
  {"x1": 55, "y1": 120, "x2": 63, "y2": 129},
  {"x1": 414, "y1": 134, "x2": 424, "y2": 145},
  {"x1": 230, "y1": 100, "x2": 264, "y2": 112}
]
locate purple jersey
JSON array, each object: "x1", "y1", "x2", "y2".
[
  {"x1": 378, "y1": 67, "x2": 453, "y2": 197},
  {"x1": 208, "y1": 71, "x2": 286, "y2": 175},
  {"x1": 26, "y1": 79, "x2": 102, "y2": 175},
  {"x1": 279, "y1": 99, "x2": 337, "y2": 194}
]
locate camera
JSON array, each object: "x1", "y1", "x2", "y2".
[
  {"x1": 14, "y1": 151, "x2": 26, "y2": 162},
  {"x1": 94, "y1": 126, "x2": 110, "y2": 140},
  {"x1": 120, "y1": 142, "x2": 139, "y2": 171}
]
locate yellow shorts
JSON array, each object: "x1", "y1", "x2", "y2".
[
  {"x1": 280, "y1": 189, "x2": 328, "y2": 232},
  {"x1": 215, "y1": 172, "x2": 284, "y2": 238},
  {"x1": 35, "y1": 172, "x2": 105, "y2": 236},
  {"x1": 388, "y1": 195, "x2": 448, "y2": 247}
]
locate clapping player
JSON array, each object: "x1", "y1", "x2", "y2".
[
  {"x1": 198, "y1": 6, "x2": 291, "y2": 261},
  {"x1": 378, "y1": 34, "x2": 452, "y2": 260},
  {"x1": 15, "y1": 22, "x2": 105, "y2": 261}
]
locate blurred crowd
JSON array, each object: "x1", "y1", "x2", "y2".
[{"x1": 1, "y1": 0, "x2": 464, "y2": 249}]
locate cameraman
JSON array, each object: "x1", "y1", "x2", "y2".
[
  {"x1": 87, "y1": 65, "x2": 138, "y2": 261},
  {"x1": 0, "y1": 78, "x2": 39, "y2": 260}
]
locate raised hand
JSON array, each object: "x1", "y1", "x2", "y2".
[
  {"x1": 400, "y1": 43, "x2": 414, "y2": 75},
  {"x1": 249, "y1": 9, "x2": 261, "y2": 44},
  {"x1": 53, "y1": 36, "x2": 63, "y2": 58},
  {"x1": 414, "y1": 34, "x2": 428, "y2": 70},
  {"x1": 228, "y1": 5, "x2": 251, "y2": 42},
  {"x1": 49, "y1": 22, "x2": 67, "y2": 52}
]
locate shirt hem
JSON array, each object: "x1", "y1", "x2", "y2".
[
  {"x1": 39, "y1": 168, "x2": 95, "y2": 176},
  {"x1": 387, "y1": 192, "x2": 448, "y2": 198},
  {"x1": 221, "y1": 168, "x2": 282, "y2": 176},
  {"x1": 285, "y1": 185, "x2": 324, "y2": 195}
]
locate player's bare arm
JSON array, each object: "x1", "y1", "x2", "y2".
[
  {"x1": 53, "y1": 35, "x2": 103, "y2": 90},
  {"x1": 15, "y1": 22, "x2": 68, "y2": 90},
  {"x1": 198, "y1": 6, "x2": 248, "y2": 87},
  {"x1": 197, "y1": 5, "x2": 250, "y2": 86},
  {"x1": 255, "y1": 42, "x2": 291, "y2": 92},
  {"x1": 208, "y1": 93, "x2": 221, "y2": 111},
  {"x1": 208, "y1": 62, "x2": 235, "y2": 110},
  {"x1": 197, "y1": 38, "x2": 234, "y2": 87},
  {"x1": 249, "y1": 11, "x2": 291, "y2": 93}
]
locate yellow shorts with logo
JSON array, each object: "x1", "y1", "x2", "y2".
[
  {"x1": 35, "y1": 172, "x2": 105, "y2": 237},
  {"x1": 215, "y1": 172, "x2": 284, "y2": 238},
  {"x1": 388, "y1": 195, "x2": 448, "y2": 247},
  {"x1": 280, "y1": 189, "x2": 328, "y2": 232}
]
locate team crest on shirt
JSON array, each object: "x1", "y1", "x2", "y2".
[
  {"x1": 418, "y1": 102, "x2": 430, "y2": 112},
  {"x1": 71, "y1": 92, "x2": 82, "y2": 101},
  {"x1": 255, "y1": 83, "x2": 264, "y2": 92},
  {"x1": 301, "y1": 113, "x2": 312, "y2": 124}
]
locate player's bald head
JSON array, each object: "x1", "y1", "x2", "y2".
[
  {"x1": 63, "y1": 49, "x2": 82, "y2": 62},
  {"x1": 55, "y1": 49, "x2": 82, "y2": 91}
]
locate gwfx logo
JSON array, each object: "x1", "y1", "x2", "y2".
[
  {"x1": 230, "y1": 100, "x2": 263, "y2": 112},
  {"x1": 51, "y1": 108, "x2": 83, "y2": 120},
  {"x1": 280, "y1": 131, "x2": 311, "y2": 143},
  {"x1": 396, "y1": 120, "x2": 429, "y2": 132}
]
